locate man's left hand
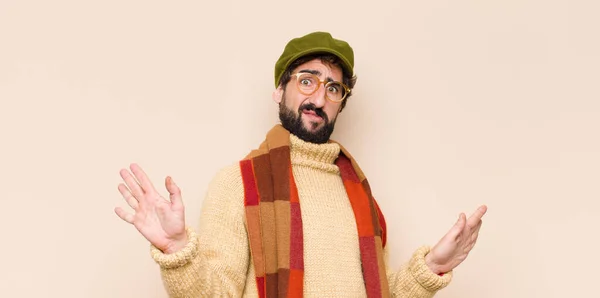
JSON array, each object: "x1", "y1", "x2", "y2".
[{"x1": 425, "y1": 205, "x2": 488, "y2": 275}]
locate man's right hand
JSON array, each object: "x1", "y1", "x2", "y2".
[{"x1": 114, "y1": 163, "x2": 188, "y2": 254}]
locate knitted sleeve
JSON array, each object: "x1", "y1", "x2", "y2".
[
  {"x1": 149, "y1": 164, "x2": 250, "y2": 297},
  {"x1": 386, "y1": 245, "x2": 453, "y2": 297}
]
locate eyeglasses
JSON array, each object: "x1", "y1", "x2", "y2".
[{"x1": 291, "y1": 72, "x2": 351, "y2": 103}]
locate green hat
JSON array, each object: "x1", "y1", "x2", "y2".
[{"x1": 274, "y1": 31, "x2": 354, "y2": 88}]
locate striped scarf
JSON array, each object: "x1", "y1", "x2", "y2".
[{"x1": 240, "y1": 125, "x2": 389, "y2": 297}]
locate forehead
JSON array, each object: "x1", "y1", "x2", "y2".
[{"x1": 292, "y1": 58, "x2": 344, "y2": 81}]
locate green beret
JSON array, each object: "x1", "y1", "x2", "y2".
[{"x1": 274, "y1": 31, "x2": 354, "y2": 88}]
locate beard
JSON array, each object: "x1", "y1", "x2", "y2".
[{"x1": 278, "y1": 93, "x2": 337, "y2": 144}]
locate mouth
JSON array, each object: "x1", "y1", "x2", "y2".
[{"x1": 302, "y1": 109, "x2": 323, "y2": 122}]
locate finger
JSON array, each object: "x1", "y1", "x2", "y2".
[
  {"x1": 118, "y1": 183, "x2": 139, "y2": 210},
  {"x1": 465, "y1": 222, "x2": 483, "y2": 252},
  {"x1": 165, "y1": 176, "x2": 184, "y2": 210},
  {"x1": 469, "y1": 220, "x2": 483, "y2": 243},
  {"x1": 130, "y1": 163, "x2": 158, "y2": 195},
  {"x1": 120, "y1": 168, "x2": 145, "y2": 200},
  {"x1": 467, "y1": 205, "x2": 487, "y2": 228},
  {"x1": 447, "y1": 212, "x2": 467, "y2": 241},
  {"x1": 114, "y1": 207, "x2": 135, "y2": 224}
]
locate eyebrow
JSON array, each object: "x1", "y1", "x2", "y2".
[{"x1": 298, "y1": 69, "x2": 335, "y2": 83}]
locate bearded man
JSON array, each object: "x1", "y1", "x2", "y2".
[{"x1": 115, "y1": 31, "x2": 487, "y2": 298}]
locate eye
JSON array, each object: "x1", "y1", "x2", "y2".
[
  {"x1": 327, "y1": 85, "x2": 340, "y2": 93},
  {"x1": 298, "y1": 74, "x2": 317, "y2": 87},
  {"x1": 300, "y1": 79, "x2": 312, "y2": 86}
]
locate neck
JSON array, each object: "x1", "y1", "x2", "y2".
[{"x1": 289, "y1": 133, "x2": 340, "y2": 173}]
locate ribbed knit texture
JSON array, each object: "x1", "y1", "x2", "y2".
[
  {"x1": 289, "y1": 134, "x2": 367, "y2": 296},
  {"x1": 150, "y1": 134, "x2": 453, "y2": 297}
]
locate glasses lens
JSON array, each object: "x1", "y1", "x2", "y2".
[
  {"x1": 295, "y1": 73, "x2": 347, "y2": 102},
  {"x1": 297, "y1": 73, "x2": 318, "y2": 94},
  {"x1": 325, "y1": 82, "x2": 346, "y2": 101}
]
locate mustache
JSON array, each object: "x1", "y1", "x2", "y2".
[{"x1": 299, "y1": 103, "x2": 328, "y2": 122}]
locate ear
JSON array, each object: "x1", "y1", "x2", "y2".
[{"x1": 272, "y1": 87, "x2": 283, "y2": 104}]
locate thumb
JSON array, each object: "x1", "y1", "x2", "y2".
[{"x1": 165, "y1": 176, "x2": 184, "y2": 210}]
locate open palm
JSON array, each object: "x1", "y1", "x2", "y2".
[
  {"x1": 114, "y1": 163, "x2": 187, "y2": 254},
  {"x1": 425, "y1": 205, "x2": 488, "y2": 274}
]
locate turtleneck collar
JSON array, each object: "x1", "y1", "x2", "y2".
[{"x1": 289, "y1": 133, "x2": 341, "y2": 174}]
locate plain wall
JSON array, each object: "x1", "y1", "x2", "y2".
[{"x1": 1, "y1": 0, "x2": 599, "y2": 297}]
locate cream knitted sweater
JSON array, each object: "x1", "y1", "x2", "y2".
[{"x1": 150, "y1": 134, "x2": 453, "y2": 297}]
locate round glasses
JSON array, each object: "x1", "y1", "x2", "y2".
[{"x1": 291, "y1": 72, "x2": 351, "y2": 103}]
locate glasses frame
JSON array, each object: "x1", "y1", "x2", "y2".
[{"x1": 291, "y1": 72, "x2": 351, "y2": 103}]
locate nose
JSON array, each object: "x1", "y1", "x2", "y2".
[{"x1": 308, "y1": 83, "x2": 327, "y2": 108}]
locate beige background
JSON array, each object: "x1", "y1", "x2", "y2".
[{"x1": 1, "y1": 0, "x2": 599, "y2": 297}]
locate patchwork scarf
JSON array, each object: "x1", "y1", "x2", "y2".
[{"x1": 239, "y1": 125, "x2": 389, "y2": 297}]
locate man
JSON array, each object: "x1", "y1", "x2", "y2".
[{"x1": 115, "y1": 31, "x2": 487, "y2": 297}]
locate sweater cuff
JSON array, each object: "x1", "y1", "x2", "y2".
[
  {"x1": 409, "y1": 246, "x2": 453, "y2": 291},
  {"x1": 150, "y1": 227, "x2": 199, "y2": 269}
]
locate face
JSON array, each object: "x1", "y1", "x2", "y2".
[{"x1": 273, "y1": 59, "x2": 345, "y2": 144}]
